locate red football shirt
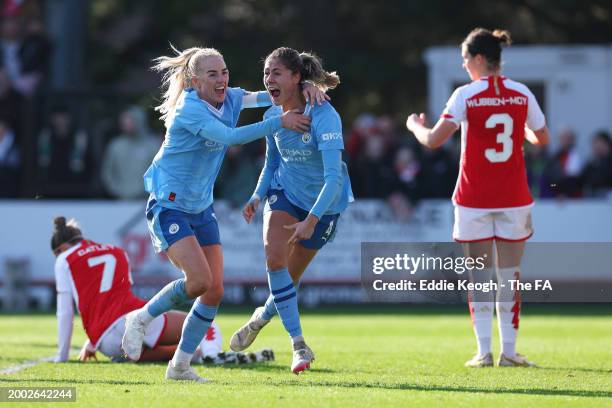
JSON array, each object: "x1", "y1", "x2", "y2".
[
  {"x1": 442, "y1": 76, "x2": 546, "y2": 209},
  {"x1": 55, "y1": 240, "x2": 145, "y2": 346}
]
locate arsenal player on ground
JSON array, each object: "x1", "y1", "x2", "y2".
[
  {"x1": 406, "y1": 28, "x2": 549, "y2": 368},
  {"x1": 50, "y1": 216, "x2": 221, "y2": 363}
]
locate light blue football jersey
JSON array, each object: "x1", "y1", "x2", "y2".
[
  {"x1": 144, "y1": 87, "x2": 275, "y2": 213},
  {"x1": 264, "y1": 102, "x2": 353, "y2": 215}
]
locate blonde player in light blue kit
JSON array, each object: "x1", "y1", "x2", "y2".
[{"x1": 230, "y1": 47, "x2": 353, "y2": 374}]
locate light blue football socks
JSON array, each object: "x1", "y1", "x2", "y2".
[
  {"x1": 146, "y1": 278, "x2": 192, "y2": 318},
  {"x1": 267, "y1": 267, "x2": 302, "y2": 338},
  {"x1": 177, "y1": 300, "x2": 218, "y2": 354}
]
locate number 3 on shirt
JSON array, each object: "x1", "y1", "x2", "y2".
[{"x1": 484, "y1": 113, "x2": 513, "y2": 163}]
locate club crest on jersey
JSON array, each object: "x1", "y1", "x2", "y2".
[
  {"x1": 268, "y1": 194, "x2": 278, "y2": 205},
  {"x1": 301, "y1": 132, "x2": 312, "y2": 144},
  {"x1": 169, "y1": 223, "x2": 180, "y2": 234}
]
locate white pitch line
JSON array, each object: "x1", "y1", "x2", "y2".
[
  {"x1": 1, "y1": 348, "x2": 80, "y2": 375},
  {"x1": 0, "y1": 356, "x2": 56, "y2": 375}
]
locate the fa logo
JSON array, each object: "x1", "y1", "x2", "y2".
[
  {"x1": 268, "y1": 194, "x2": 278, "y2": 205},
  {"x1": 169, "y1": 223, "x2": 180, "y2": 234},
  {"x1": 301, "y1": 132, "x2": 312, "y2": 144}
]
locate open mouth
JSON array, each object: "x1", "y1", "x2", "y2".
[
  {"x1": 215, "y1": 86, "x2": 226, "y2": 97},
  {"x1": 267, "y1": 86, "x2": 281, "y2": 98}
]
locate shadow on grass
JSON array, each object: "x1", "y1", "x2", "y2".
[
  {"x1": 124, "y1": 361, "x2": 336, "y2": 374},
  {"x1": 294, "y1": 380, "x2": 612, "y2": 398},
  {"x1": 1, "y1": 372, "x2": 609, "y2": 398},
  {"x1": 536, "y1": 366, "x2": 612, "y2": 374},
  {"x1": 217, "y1": 303, "x2": 612, "y2": 317},
  {"x1": 205, "y1": 363, "x2": 335, "y2": 373},
  {"x1": 0, "y1": 378, "x2": 153, "y2": 386}
]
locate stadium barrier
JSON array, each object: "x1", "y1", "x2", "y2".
[{"x1": 0, "y1": 199, "x2": 611, "y2": 309}]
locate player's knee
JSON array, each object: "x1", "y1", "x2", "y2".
[
  {"x1": 184, "y1": 277, "x2": 210, "y2": 298},
  {"x1": 204, "y1": 283, "x2": 224, "y2": 305},
  {"x1": 266, "y1": 256, "x2": 286, "y2": 271},
  {"x1": 264, "y1": 244, "x2": 286, "y2": 271}
]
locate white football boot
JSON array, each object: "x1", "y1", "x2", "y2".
[
  {"x1": 121, "y1": 310, "x2": 147, "y2": 361},
  {"x1": 165, "y1": 361, "x2": 209, "y2": 383},
  {"x1": 464, "y1": 352, "x2": 494, "y2": 368},
  {"x1": 229, "y1": 307, "x2": 270, "y2": 352},
  {"x1": 291, "y1": 343, "x2": 315, "y2": 374},
  {"x1": 498, "y1": 353, "x2": 536, "y2": 367}
]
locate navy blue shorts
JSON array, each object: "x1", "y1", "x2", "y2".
[
  {"x1": 146, "y1": 198, "x2": 220, "y2": 253},
  {"x1": 264, "y1": 189, "x2": 339, "y2": 250}
]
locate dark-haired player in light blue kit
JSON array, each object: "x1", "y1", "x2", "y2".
[
  {"x1": 120, "y1": 46, "x2": 328, "y2": 383},
  {"x1": 230, "y1": 47, "x2": 353, "y2": 374}
]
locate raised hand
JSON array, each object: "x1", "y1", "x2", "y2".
[
  {"x1": 406, "y1": 113, "x2": 427, "y2": 132},
  {"x1": 302, "y1": 82, "x2": 330, "y2": 106}
]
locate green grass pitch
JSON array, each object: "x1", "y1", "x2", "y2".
[{"x1": 1, "y1": 305, "x2": 611, "y2": 407}]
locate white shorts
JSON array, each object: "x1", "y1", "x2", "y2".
[
  {"x1": 98, "y1": 314, "x2": 166, "y2": 360},
  {"x1": 453, "y1": 205, "x2": 533, "y2": 242}
]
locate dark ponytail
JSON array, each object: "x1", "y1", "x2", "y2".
[
  {"x1": 462, "y1": 28, "x2": 512, "y2": 70},
  {"x1": 51, "y1": 216, "x2": 83, "y2": 253},
  {"x1": 299, "y1": 52, "x2": 340, "y2": 91},
  {"x1": 266, "y1": 47, "x2": 340, "y2": 91}
]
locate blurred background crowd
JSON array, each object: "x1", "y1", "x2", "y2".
[{"x1": 1, "y1": 0, "x2": 611, "y2": 219}]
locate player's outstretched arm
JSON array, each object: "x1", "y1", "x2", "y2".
[
  {"x1": 199, "y1": 110, "x2": 310, "y2": 146},
  {"x1": 406, "y1": 113, "x2": 457, "y2": 149},
  {"x1": 54, "y1": 291, "x2": 74, "y2": 362},
  {"x1": 525, "y1": 126, "x2": 550, "y2": 146}
]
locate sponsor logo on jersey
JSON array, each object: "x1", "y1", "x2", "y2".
[
  {"x1": 301, "y1": 132, "x2": 312, "y2": 144},
  {"x1": 169, "y1": 223, "x2": 180, "y2": 234},
  {"x1": 204, "y1": 140, "x2": 224, "y2": 152},
  {"x1": 268, "y1": 194, "x2": 278, "y2": 205},
  {"x1": 169, "y1": 192, "x2": 176, "y2": 202},
  {"x1": 321, "y1": 132, "x2": 343, "y2": 141},
  {"x1": 279, "y1": 148, "x2": 312, "y2": 157},
  {"x1": 279, "y1": 148, "x2": 312, "y2": 162}
]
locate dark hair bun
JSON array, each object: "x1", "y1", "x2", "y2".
[
  {"x1": 54, "y1": 216, "x2": 67, "y2": 229},
  {"x1": 492, "y1": 29, "x2": 512, "y2": 46}
]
